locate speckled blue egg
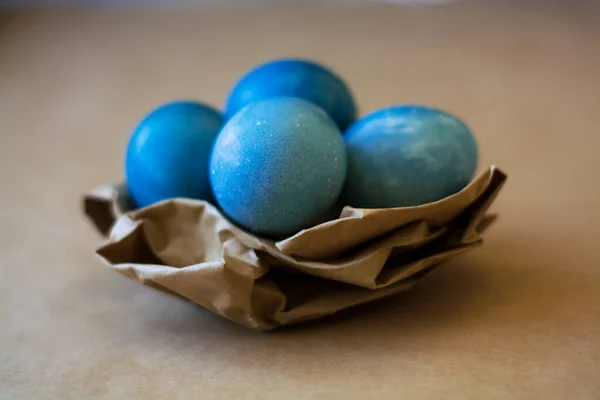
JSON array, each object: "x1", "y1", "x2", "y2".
[
  {"x1": 210, "y1": 98, "x2": 347, "y2": 237},
  {"x1": 225, "y1": 58, "x2": 356, "y2": 131},
  {"x1": 125, "y1": 101, "x2": 224, "y2": 208},
  {"x1": 342, "y1": 105, "x2": 478, "y2": 208}
]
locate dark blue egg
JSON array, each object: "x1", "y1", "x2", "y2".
[
  {"x1": 225, "y1": 58, "x2": 356, "y2": 131},
  {"x1": 125, "y1": 101, "x2": 224, "y2": 208},
  {"x1": 342, "y1": 105, "x2": 478, "y2": 208},
  {"x1": 211, "y1": 98, "x2": 347, "y2": 237}
]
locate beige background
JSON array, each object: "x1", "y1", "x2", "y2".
[{"x1": 1, "y1": 1, "x2": 599, "y2": 398}]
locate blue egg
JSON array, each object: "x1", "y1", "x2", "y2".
[
  {"x1": 125, "y1": 101, "x2": 224, "y2": 208},
  {"x1": 342, "y1": 105, "x2": 478, "y2": 208},
  {"x1": 225, "y1": 58, "x2": 356, "y2": 131},
  {"x1": 211, "y1": 98, "x2": 347, "y2": 237}
]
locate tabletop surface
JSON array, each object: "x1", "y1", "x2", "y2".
[{"x1": 1, "y1": 2, "x2": 599, "y2": 398}]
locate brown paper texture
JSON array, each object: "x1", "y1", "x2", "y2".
[{"x1": 83, "y1": 165, "x2": 506, "y2": 329}]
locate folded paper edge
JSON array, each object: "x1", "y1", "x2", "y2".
[{"x1": 275, "y1": 165, "x2": 503, "y2": 258}]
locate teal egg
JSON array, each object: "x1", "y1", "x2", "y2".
[
  {"x1": 225, "y1": 58, "x2": 357, "y2": 131},
  {"x1": 125, "y1": 101, "x2": 224, "y2": 208},
  {"x1": 342, "y1": 105, "x2": 478, "y2": 208},
  {"x1": 210, "y1": 98, "x2": 347, "y2": 237}
]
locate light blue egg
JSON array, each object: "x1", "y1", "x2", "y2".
[
  {"x1": 211, "y1": 98, "x2": 347, "y2": 237},
  {"x1": 125, "y1": 101, "x2": 224, "y2": 208},
  {"x1": 342, "y1": 105, "x2": 478, "y2": 208},
  {"x1": 225, "y1": 58, "x2": 356, "y2": 131}
]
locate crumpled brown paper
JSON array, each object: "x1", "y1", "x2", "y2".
[{"x1": 83, "y1": 165, "x2": 506, "y2": 329}]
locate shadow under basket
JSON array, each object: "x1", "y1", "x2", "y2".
[{"x1": 83, "y1": 165, "x2": 507, "y2": 330}]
